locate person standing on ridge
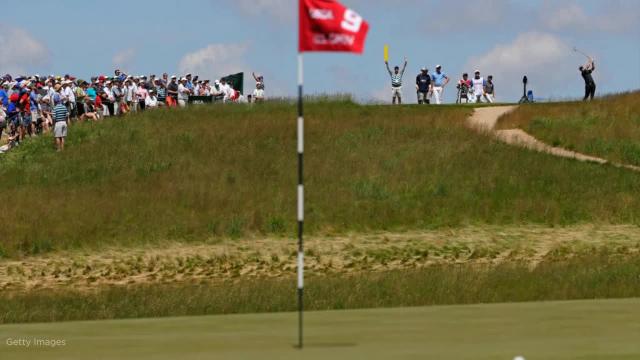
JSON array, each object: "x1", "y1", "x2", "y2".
[
  {"x1": 471, "y1": 70, "x2": 485, "y2": 103},
  {"x1": 483, "y1": 75, "x2": 495, "y2": 103},
  {"x1": 431, "y1": 65, "x2": 449, "y2": 105},
  {"x1": 385, "y1": 57, "x2": 407, "y2": 105},
  {"x1": 416, "y1": 67, "x2": 432, "y2": 104},
  {"x1": 580, "y1": 57, "x2": 596, "y2": 101}
]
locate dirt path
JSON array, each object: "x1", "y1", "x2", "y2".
[
  {"x1": 468, "y1": 106, "x2": 640, "y2": 172},
  {"x1": 1, "y1": 225, "x2": 638, "y2": 291}
]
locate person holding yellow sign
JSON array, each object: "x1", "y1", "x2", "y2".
[{"x1": 385, "y1": 56, "x2": 407, "y2": 105}]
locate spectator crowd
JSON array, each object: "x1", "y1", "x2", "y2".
[{"x1": 0, "y1": 70, "x2": 266, "y2": 153}]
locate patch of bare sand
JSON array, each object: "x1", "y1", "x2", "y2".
[
  {"x1": 468, "y1": 106, "x2": 640, "y2": 172},
  {"x1": 1, "y1": 225, "x2": 639, "y2": 292}
]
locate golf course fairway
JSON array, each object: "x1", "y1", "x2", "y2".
[{"x1": 1, "y1": 298, "x2": 638, "y2": 360}]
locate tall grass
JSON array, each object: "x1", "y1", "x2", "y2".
[
  {"x1": 2, "y1": 253, "x2": 639, "y2": 324},
  {"x1": 3, "y1": 100, "x2": 640, "y2": 258},
  {"x1": 497, "y1": 91, "x2": 640, "y2": 164}
]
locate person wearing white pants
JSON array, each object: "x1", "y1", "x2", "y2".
[
  {"x1": 430, "y1": 65, "x2": 449, "y2": 105},
  {"x1": 471, "y1": 70, "x2": 485, "y2": 104},
  {"x1": 483, "y1": 75, "x2": 495, "y2": 103}
]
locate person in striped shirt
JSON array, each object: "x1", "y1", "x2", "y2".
[
  {"x1": 385, "y1": 57, "x2": 407, "y2": 105},
  {"x1": 52, "y1": 95, "x2": 68, "y2": 152}
]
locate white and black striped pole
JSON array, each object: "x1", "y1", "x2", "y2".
[{"x1": 296, "y1": 53, "x2": 305, "y2": 349}]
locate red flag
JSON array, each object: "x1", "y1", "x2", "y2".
[{"x1": 299, "y1": 0, "x2": 369, "y2": 53}]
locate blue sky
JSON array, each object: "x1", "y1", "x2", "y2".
[{"x1": 3, "y1": 0, "x2": 639, "y2": 103}]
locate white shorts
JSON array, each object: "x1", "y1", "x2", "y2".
[
  {"x1": 392, "y1": 87, "x2": 402, "y2": 98},
  {"x1": 54, "y1": 121, "x2": 67, "y2": 138},
  {"x1": 253, "y1": 89, "x2": 265, "y2": 99}
]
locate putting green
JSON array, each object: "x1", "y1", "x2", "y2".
[{"x1": 1, "y1": 299, "x2": 639, "y2": 359}]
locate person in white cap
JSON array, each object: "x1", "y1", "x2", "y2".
[
  {"x1": 211, "y1": 80, "x2": 223, "y2": 98},
  {"x1": 470, "y1": 70, "x2": 485, "y2": 103},
  {"x1": 177, "y1": 78, "x2": 191, "y2": 107},
  {"x1": 252, "y1": 81, "x2": 265, "y2": 103},
  {"x1": 125, "y1": 77, "x2": 137, "y2": 112},
  {"x1": 430, "y1": 65, "x2": 449, "y2": 105},
  {"x1": 415, "y1": 67, "x2": 431, "y2": 104},
  {"x1": 167, "y1": 76, "x2": 179, "y2": 106},
  {"x1": 61, "y1": 80, "x2": 76, "y2": 119},
  {"x1": 103, "y1": 81, "x2": 116, "y2": 116},
  {"x1": 145, "y1": 89, "x2": 159, "y2": 108}
]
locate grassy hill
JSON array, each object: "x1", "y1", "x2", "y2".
[
  {"x1": 497, "y1": 91, "x2": 640, "y2": 165},
  {"x1": 2, "y1": 99, "x2": 640, "y2": 258}
]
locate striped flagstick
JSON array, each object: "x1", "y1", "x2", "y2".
[{"x1": 296, "y1": 53, "x2": 305, "y2": 349}]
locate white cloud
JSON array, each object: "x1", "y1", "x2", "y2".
[
  {"x1": 542, "y1": 3, "x2": 589, "y2": 31},
  {"x1": 423, "y1": 0, "x2": 515, "y2": 32},
  {"x1": 112, "y1": 48, "x2": 136, "y2": 71},
  {"x1": 541, "y1": 1, "x2": 640, "y2": 33},
  {"x1": 465, "y1": 32, "x2": 577, "y2": 101},
  {"x1": 178, "y1": 43, "x2": 250, "y2": 80},
  {"x1": 233, "y1": 0, "x2": 294, "y2": 22},
  {"x1": 0, "y1": 24, "x2": 50, "y2": 75}
]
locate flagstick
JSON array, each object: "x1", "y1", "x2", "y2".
[{"x1": 296, "y1": 52, "x2": 305, "y2": 349}]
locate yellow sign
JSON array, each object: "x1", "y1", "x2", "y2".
[{"x1": 383, "y1": 45, "x2": 389, "y2": 62}]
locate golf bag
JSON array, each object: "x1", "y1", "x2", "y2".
[{"x1": 456, "y1": 82, "x2": 470, "y2": 104}]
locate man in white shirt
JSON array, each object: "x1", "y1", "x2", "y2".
[
  {"x1": 145, "y1": 89, "x2": 159, "y2": 108},
  {"x1": 103, "y1": 81, "x2": 115, "y2": 116},
  {"x1": 252, "y1": 83, "x2": 265, "y2": 103},
  {"x1": 125, "y1": 77, "x2": 138, "y2": 112},
  {"x1": 470, "y1": 70, "x2": 485, "y2": 104},
  {"x1": 177, "y1": 78, "x2": 190, "y2": 107},
  {"x1": 221, "y1": 80, "x2": 236, "y2": 103},
  {"x1": 62, "y1": 81, "x2": 76, "y2": 118}
]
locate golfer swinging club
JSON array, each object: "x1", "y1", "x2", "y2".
[
  {"x1": 579, "y1": 55, "x2": 596, "y2": 101},
  {"x1": 386, "y1": 57, "x2": 407, "y2": 105}
]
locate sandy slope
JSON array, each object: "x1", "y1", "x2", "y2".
[
  {"x1": 468, "y1": 106, "x2": 640, "y2": 172},
  {"x1": 1, "y1": 225, "x2": 639, "y2": 291}
]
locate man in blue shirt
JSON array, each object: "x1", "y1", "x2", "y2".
[
  {"x1": 0, "y1": 84, "x2": 8, "y2": 108},
  {"x1": 430, "y1": 65, "x2": 450, "y2": 105},
  {"x1": 29, "y1": 85, "x2": 40, "y2": 134}
]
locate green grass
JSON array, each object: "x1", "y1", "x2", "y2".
[
  {"x1": 2, "y1": 253, "x2": 639, "y2": 324},
  {"x1": 2, "y1": 100, "x2": 640, "y2": 258},
  {"x1": 497, "y1": 91, "x2": 640, "y2": 165},
  {"x1": 1, "y1": 298, "x2": 639, "y2": 360}
]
